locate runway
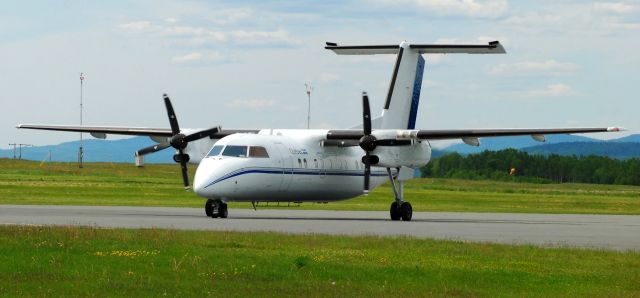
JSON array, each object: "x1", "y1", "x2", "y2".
[{"x1": 1, "y1": 205, "x2": 639, "y2": 251}]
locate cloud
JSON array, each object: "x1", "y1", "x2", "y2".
[
  {"x1": 434, "y1": 36, "x2": 508, "y2": 45},
  {"x1": 375, "y1": 0, "x2": 508, "y2": 18},
  {"x1": 593, "y1": 2, "x2": 640, "y2": 14},
  {"x1": 503, "y1": 3, "x2": 640, "y2": 34},
  {"x1": 607, "y1": 22, "x2": 640, "y2": 29},
  {"x1": 231, "y1": 29, "x2": 297, "y2": 45},
  {"x1": 319, "y1": 73, "x2": 340, "y2": 83},
  {"x1": 170, "y1": 52, "x2": 226, "y2": 65},
  {"x1": 226, "y1": 99, "x2": 276, "y2": 109},
  {"x1": 490, "y1": 60, "x2": 579, "y2": 75},
  {"x1": 119, "y1": 21, "x2": 153, "y2": 31},
  {"x1": 526, "y1": 83, "x2": 577, "y2": 97},
  {"x1": 118, "y1": 21, "x2": 297, "y2": 46},
  {"x1": 210, "y1": 8, "x2": 253, "y2": 25}
]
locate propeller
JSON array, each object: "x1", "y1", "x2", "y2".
[
  {"x1": 359, "y1": 92, "x2": 379, "y2": 193},
  {"x1": 358, "y1": 92, "x2": 411, "y2": 193},
  {"x1": 136, "y1": 94, "x2": 221, "y2": 190}
]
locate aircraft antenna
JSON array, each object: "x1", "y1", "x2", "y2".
[
  {"x1": 78, "y1": 73, "x2": 84, "y2": 168},
  {"x1": 305, "y1": 82, "x2": 313, "y2": 129}
]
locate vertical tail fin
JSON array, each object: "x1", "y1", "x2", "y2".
[
  {"x1": 325, "y1": 40, "x2": 505, "y2": 129},
  {"x1": 380, "y1": 42, "x2": 425, "y2": 129}
]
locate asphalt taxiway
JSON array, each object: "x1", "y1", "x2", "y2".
[{"x1": 1, "y1": 205, "x2": 639, "y2": 251}]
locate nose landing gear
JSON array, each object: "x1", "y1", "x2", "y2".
[{"x1": 205, "y1": 199, "x2": 228, "y2": 218}]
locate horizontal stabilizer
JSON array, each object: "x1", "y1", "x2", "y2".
[{"x1": 325, "y1": 41, "x2": 505, "y2": 55}]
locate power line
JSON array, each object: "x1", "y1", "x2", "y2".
[
  {"x1": 8, "y1": 143, "x2": 17, "y2": 159},
  {"x1": 9, "y1": 143, "x2": 33, "y2": 160}
]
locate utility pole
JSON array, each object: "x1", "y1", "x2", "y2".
[
  {"x1": 18, "y1": 144, "x2": 33, "y2": 160},
  {"x1": 78, "y1": 73, "x2": 85, "y2": 168},
  {"x1": 305, "y1": 82, "x2": 313, "y2": 129},
  {"x1": 8, "y1": 143, "x2": 17, "y2": 159}
]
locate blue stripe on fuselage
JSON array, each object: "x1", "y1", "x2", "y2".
[
  {"x1": 407, "y1": 55, "x2": 425, "y2": 129},
  {"x1": 203, "y1": 167, "x2": 388, "y2": 189}
]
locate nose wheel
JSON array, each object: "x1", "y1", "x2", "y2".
[{"x1": 205, "y1": 199, "x2": 228, "y2": 218}]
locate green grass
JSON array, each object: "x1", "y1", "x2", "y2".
[
  {"x1": 2, "y1": 158, "x2": 640, "y2": 214},
  {"x1": 1, "y1": 225, "x2": 639, "y2": 297}
]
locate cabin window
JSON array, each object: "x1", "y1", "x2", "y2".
[
  {"x1": 248, "y1": 146, "x2": 269, "y2": 158},
  {"x1": 354, "y1": 160, "x2": 359, "y2": 169},
  {"x1": 314, "y1": 159, "x2": 318, "y2": 168},
  {"x1": 207, "y1": 145, "x2": 224, "y2": 157},
  {"x1": 303, "y1": 158, "x2": 308, "y2": 168},
  {"x1": 222, "y1": 145, "x2": 248, "y2": 157},
  {"x1": 298, "y1": 158, "x2": 302, "y2": 167}
]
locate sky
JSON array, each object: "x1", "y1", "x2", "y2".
[{"x1": 2, "y1": 0, "x2": 639, "y2": 150}]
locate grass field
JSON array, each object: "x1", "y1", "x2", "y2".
[
  {"x1": 2, "y1": 159, "x2": 640, "y2": 214},
  {"x1": 1, "y1": 225, "x2": 639, "y2": 297},
  {"x1": 1, "y1": 159, "x2": 639, "y2": 214}
]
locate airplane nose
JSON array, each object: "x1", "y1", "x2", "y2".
[{"x1": 193, "y1": 159, "x2": 214, "y2": 197}]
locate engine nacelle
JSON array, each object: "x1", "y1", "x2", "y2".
[{"x1": 372, "y1": 141, "x2": 431, "y2": 168}]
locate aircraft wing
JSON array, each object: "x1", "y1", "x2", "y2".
[
  {"x1": 17, "y1": 124, "x2": 259, "y2": 139},
  {"x1": 326, "y1": 127, "x2": 624, "y2": 145}
]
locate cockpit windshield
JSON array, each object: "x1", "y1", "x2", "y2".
[
  {"x1": 208, "y1": 145, "x2": 270, "y2": 158},
  {"x1": 207, "y1": 145, "x2": 224, "y2": 157},
  {"x1": 249, "y1": 146, "x2": 269, "y2": 158},
  {"x1": 222, "y1": 145, "x2": 248, "y2": 157}
]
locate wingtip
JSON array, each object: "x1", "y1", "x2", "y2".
[{"x1": 607, "y1": 127, "x2": 627, "y2": 132}]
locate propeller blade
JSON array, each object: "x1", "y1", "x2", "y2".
[
  {"x1": 184, "y1": 126, "x2": 221, "y2": 143},
  {"x1": 136, "y1": 142, "x2": 171, "y2": 156},
  {"x1": 163, "y1": 94, "x2": 181, "y2": 135},
  {"x1": 178, "y1": 150, "x2": 190, "y2": 190},
  {"x1": 364, "y1": 162, "x2": 371, "y2": 193},
  {"x1": 362, "y1": 92, "x2": 372, "y2": 136}
]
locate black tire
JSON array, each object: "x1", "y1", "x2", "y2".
[
  {"x1": 219, "y1": 203, "x2": 228, "y2": 218},
  {"x1": 390, "y1": 201, "x2": 401, "y2": 221},
  {"x1": 205, "y1": 200, "x2": 214, "y2": 217},
  {"x1": 400, "y1": 202, "x2": 412, "y2": 221}
]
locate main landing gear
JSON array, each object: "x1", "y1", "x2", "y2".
[
  {"x1": 205, "y1": 199, "x2": 228, "y2": 218},
  {"x1": 386, "y1": 168, "x2": 412, "y2": 221}
]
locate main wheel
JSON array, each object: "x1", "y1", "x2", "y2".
[
  {"x1": 219, "y1": 203, "x2": 228, "y2": 218},
  {"x1": 205, "y1": 199, "x2": 214, "y2": 217},
  {"x1": 390, "y1": 201, "x2": 401, "y2": 221},
  {"x1": 400, "y1": 202, "x2": 412, "y2": 221}
]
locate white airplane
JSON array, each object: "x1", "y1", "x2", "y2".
[{"x1": 18, "y1": 41, "x2": 623, "y2": 221}]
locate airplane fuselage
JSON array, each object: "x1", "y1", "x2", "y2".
[{"x1": 190, "y1": 129, "x2": 432, "y2": 202}]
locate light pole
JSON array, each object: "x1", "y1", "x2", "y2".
[
  {"x1": 78, "y1": 73, "x2": 84, "y2": 168},
  {"x1": 305, "y1": 82, "x2": 313, "y2": 129}
]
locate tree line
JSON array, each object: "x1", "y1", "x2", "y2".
[{"x1": 421, "y1": 149, "x2": 640, "y2": 186}]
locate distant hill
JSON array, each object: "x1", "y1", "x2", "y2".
[
  {"x1": 443, "y1": 134, "x2": 596, "y2": 154},
  {"x1": 1, "y1": 133, "x2": 637, "y2": 163},
  {"x1": 0, "y1": 137, "x2": 173, "y2": 163},
  {"x1": 610, "y1": 134, "x2": 640, "y2": 143},
  {"x1": 521, "y1": 142, "x2": 640, "y2": 160}
]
